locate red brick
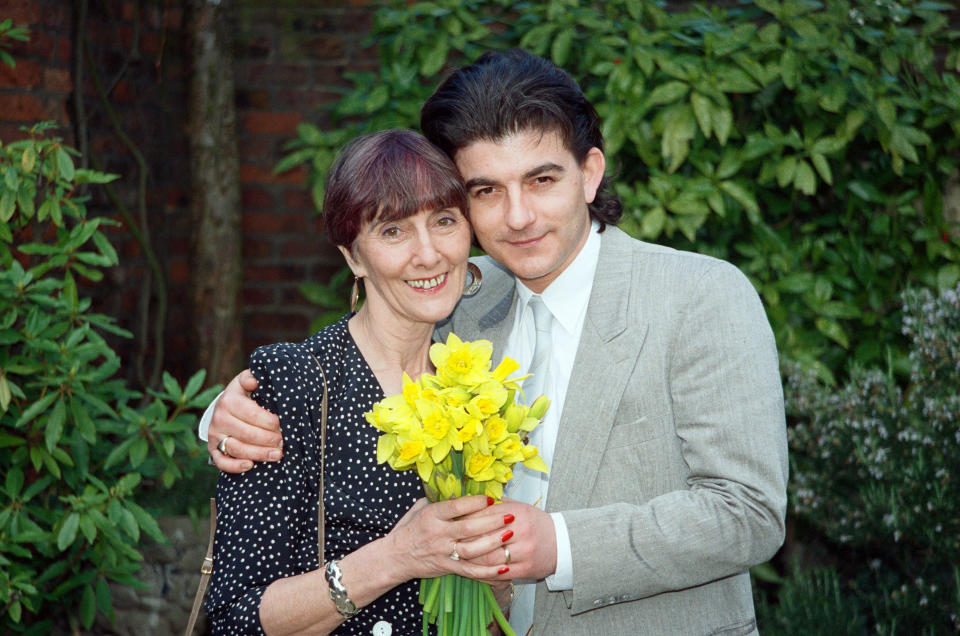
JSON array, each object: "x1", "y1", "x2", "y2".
[
  {"x1": 111, "y1": 79, "x2": 133, "y2": 104},
  {"x1": 241, "y1": 186, "x2": 274, "y2": 209},
  {"x1": 272, "y1": 88, "x2": 339, "y2": 110},
  {"x1": 0, "y1": 123, "x2": 28, "y2": 142},
  {"x1": 279, "y1": 235, "x2": 324, "y2": 259},
  {"x1": 238, "y1": 62, "x2": 309, "y2": 87},
  {"x1": 56, "y1": 36, "x2": 73, "y2": 64},
  {"x1": 42, "y1": 4, "x2": 70, "y2": 30},
  {"x1": 237, "y1": 136, "x2": 279, "y2": 159},
  {"x1": 168, "y1": 257, "x2": 190, "y2": 284},
  {"x1": 0, "y1": 59, "x2": 42, "y2": 88},
  {"x1": 241, "y1": 287, "x2": 276, "y2": 306},
  {"x1": 164, "y1": 7, "x2": 184, "y2": 30},
  {"x1": 43, "y1": 67, "x2": 72, "y2": 93},
  {"x1": 140, "y1": 32, "x2": 160, "y2": 57},
  {"x1": 280, "y1": 190, "x2": 314, "y2": 215},
  {"x1": 242, "y1": 210, "x2": 310, "y2": 234},
  {"x1": 243, "y1": 111, "x2": 302, "y2": 136},
  {"x1": 241, "y1": 237, "x2": 275, "y2": 260},
  {"x1": 245, "y1": 263, "x2": 307, "y2": 282},
  {"x1": 1, "y1": 0, "x2": 41, "y2": 24},
  {"x1": 237, "y1": 88, "x2": 271, "y2": 109},
  {"x1": 245, "y1": 310, "x2": 310, "y2": 334},
  {"x1": 0, "y1": 93, "x2": 53, "y2": 122},
  {"x1": 240, "y1": 162, "x2": 306, "y2": 185}
]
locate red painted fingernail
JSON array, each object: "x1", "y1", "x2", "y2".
[
  {"x1": 486, "y1": 496, "x2": 495, "y2": 506},
  {"x1": 503, "y1": 514, "x2": 515, "y2": 525},
  {"x1": 501, "y1": 530, "x2": 514, "y2": 542},
  {"x1": 498, "y1": 567, "x2": 510, "y2": 575}
]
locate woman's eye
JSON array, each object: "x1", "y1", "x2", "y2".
[{"x1": 381, "y1": 226, "x2": 400, "y2": 238}]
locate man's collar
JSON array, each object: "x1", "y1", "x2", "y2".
[{"x1": 515, "y1": 221, "x2": 602, "y2": 334}]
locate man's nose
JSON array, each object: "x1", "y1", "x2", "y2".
[{"x1": 504, "y1": 189, "x2": 535, "y2": 231}]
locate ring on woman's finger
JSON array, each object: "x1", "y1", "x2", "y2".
[
  {"x1": 217, "y1": 434, "x2": 232, "y2": 457},
  {"x1": 449, "y1": 542, "x2": 461, "y2": 561},
  {"x1": 502, "y1": 545, "x2": 511, "y2": 565}
]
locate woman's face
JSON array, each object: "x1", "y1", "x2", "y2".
[{"x1": 340, "y1": 206, "x2": 471, "y2": 327}]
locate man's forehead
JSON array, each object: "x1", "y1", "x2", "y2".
[{"x1": 453, "y1": 129, "x2": 574, "y2": 176}]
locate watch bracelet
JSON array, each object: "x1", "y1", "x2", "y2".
[{"x1": 324, "y1": 560, "x2": 360, "y2": 618}]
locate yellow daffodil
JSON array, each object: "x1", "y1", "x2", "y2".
[
  {"x1": 366, "y1": 335, "x2": 551, "y2": 636},
  {"x1": 430, "y1": 333, "x2": 493, "y2": 387}
]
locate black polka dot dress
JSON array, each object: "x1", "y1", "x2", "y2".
[{"x1": 206, "y1": 316, "x2": 430, "y2": 635}]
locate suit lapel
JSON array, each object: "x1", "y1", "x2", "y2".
[{"x1": 534, "y1": 228, "x2": 649, "y2": 629}]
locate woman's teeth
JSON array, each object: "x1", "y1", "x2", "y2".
[{"x1": 406, "y1": 273, "x2": 446, "y2": 289}]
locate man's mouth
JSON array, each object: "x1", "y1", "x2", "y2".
[
  {"x1": 506, "y1": 233, "x2": 545, "y2": 248},
  {"x1": 406, "y1": 273, "x2": 447, "y2": 290}
]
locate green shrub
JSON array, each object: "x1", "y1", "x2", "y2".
[
  {"x1": 0, "y1": 122, "x2": 220, "y2": 631},
  {"x1": 782, "y1": 282, "x2": 960, "y2": 633},
  {"x1": 280, "y1": 0, "x2": 960, "y2": 384}
]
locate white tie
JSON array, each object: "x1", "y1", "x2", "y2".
[
  {"x1": 508, "y1": 295, "x2": 553, "y2": 636},
  {"x1": 523, "y1": 296, "x2": 553, "y2": 405}
]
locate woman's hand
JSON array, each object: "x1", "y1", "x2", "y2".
[
  {"x1": 459, "y1": 498, "x2": 558, "y2": 582},
  {"x1": 383, "y1": 495, "x2": 519, "y2": 585}
]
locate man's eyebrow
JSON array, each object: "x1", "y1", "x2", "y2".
[
  {"x1": 464, "y1": 176, "x2": 497, "y2": 190},
  {"x1": 464, "y1": 163, "x2": 566, "y2": 191},
  {"x1": 523, "y1": 162, "x2": 565, "y2": 179}
]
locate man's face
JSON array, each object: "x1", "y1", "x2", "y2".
[{"x1": 454, "y1": 129, "x2": 605, "y2": 293}]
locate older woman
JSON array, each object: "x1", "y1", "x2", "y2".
[{"x1": 206, "y1": 130, "x2": 514, "y2": 635}]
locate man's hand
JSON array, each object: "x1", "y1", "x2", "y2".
[{"x1": 207, "y1": 369, "x2": 283, "y2": 473}]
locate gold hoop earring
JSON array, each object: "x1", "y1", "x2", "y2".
[
  {"x1": 350, "y1": 277, "x2": 361, "y2": 312},
  {"x1": 463, "y1": 262, "x2": 482, "y2": 296}
]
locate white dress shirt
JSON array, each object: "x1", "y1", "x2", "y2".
[{"x1": 505, "y1": 222, "x2": 601, "y2": 631}]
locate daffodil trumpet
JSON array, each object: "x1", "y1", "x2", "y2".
[{"x1": 366, "y1": 333, "x2": 550, "y2": 636}]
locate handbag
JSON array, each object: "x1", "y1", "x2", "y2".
[{"x1": 184, "y1": 355, "x2": 330, "y2": 635}]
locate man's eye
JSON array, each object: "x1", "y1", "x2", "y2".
[
  {"x1": 473, "y1": 186, "x2": 495, "y2": 198},
  {"x1": 534, "y1": 176, "x2": 554, "y2": 185}
]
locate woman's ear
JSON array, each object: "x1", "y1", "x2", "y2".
[
  {"x1": 581, "y1": 147, "x2": 606, "y2": 205},
  {"x1": 337, "y1": 244, "x2": 365, "y2": 278}
]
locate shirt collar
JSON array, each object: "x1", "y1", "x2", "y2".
[{"x1": 515, "y1": 221, "x2": 602, "y2": 334}]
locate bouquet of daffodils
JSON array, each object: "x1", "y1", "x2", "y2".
[{"x1": 365, "y1": 334, "x2": 549, "y2": 636}]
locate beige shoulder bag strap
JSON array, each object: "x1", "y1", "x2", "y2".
[
  {"x1": 184, "y1": 498, "x2": 216, "y2": 635},
  {"x1": 183, "y1": 357, "x2": 330, "y2": 635},
  {"x1": 313, "y1": 354, "x2": 329, "y2": 559}
]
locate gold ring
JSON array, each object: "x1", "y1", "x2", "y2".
[
  {"x1": 449, "y1": 543, "x2": 460, "y2": 561},
  {"x1": 502, "y1": 545, "x2": 511, "y2": 565},
  {"x1": 217, "y1": 434, "x2": 232, "y2": 457}
]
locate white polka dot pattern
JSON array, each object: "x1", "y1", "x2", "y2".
[{"x1": 205, "y1": 316, "x2": 429, "y2": 634}]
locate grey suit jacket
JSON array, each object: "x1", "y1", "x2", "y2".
[{"x1": 437, "y1": 227, "x2": 788, "y2": 635}]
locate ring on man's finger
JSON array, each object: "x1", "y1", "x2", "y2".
[
  {"x1": 217, "y1": 434, "x2": 232, "y2": 457},
  {"x1": 502, "y1": 545, "x2": 511, "y2": 565},
  {"x1": 449, "y1": 542, "x2": 461, "y2": 561}
]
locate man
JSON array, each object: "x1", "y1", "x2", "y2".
[{"x1": 202, "y1": 49, "x2": 788, "y2": 634}]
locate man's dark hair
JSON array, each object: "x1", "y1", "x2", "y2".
[{"x1": 420, "y1": 48, "x2": 622, "y2": 230}]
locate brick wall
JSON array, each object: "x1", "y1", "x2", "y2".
[
  {"x1": 232, "y1": 0, "x2": 376, "y2": 356},
  {"x1": 0, "y1": 0, "x2": 376, "y2": 383}
]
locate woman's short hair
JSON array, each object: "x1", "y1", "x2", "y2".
[
  {"x1": 323, "y1": 129, "x2": 467, "y2": 248},
  {"x1": 420, "y1": 48, "x2": 622, "y2": 230}
]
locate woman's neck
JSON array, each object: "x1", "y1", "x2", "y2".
[{"x1": 347, "y1": 304, "x2": 435, "y2": 395}]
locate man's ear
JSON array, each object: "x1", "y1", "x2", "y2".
[
  {"x1": 581, "y1": 147, "x2": 606, "y2": 205},
  {"x1": 337, "y1": 244, "x2": 365, "y2": 278}
]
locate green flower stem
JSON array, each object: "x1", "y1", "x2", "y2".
[{"x1": 484, "y1": 583, "x2": 516, "y2": 636}]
